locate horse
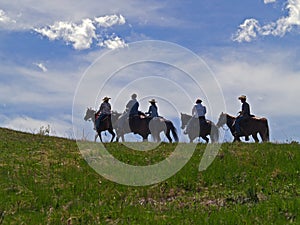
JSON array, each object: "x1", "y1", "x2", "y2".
[
  {"x1": 216, "y1": 112, "x2": 269, "y2": 142},
  {"x1": 180, "y1": 113, "x2": 219, "y2": 143},
  {"x1": 148, "y1": 117, "x2": 179, "y2": 143},
  {"x1": 84, "y1": 108, "x2": 119, "y2": 142},
  {"x1": 113, "y1": 112, "x2": 132, "y2": 142},
  {"x1": 128, "y1": 115, "x2": 152, "y2": 141},
  {"x1": 113, "y1": 112, "x2": 178, "y2": 143}
]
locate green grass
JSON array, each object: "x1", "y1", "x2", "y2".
[{"x1": 0, "y1": 127, "x2": 299, "y2": 224}]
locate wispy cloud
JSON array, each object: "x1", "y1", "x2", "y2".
[
  {"x1": 34, "y1": 14, "x2": 126, "y2": 50},
  {"x1": 233, "y1": 0, "x2": 300, "y2": 42},
  {"x1": 0, "y1": 9, "x2": 16, "y2": 24},
  {"x1": 94, "y1": 14, "x2": 126, "y2": 27},
  {"x1": 34, "y1": 62, "x2": 48, "y2": 72},
  {"x1": 264, "y1": 0, "x2": 276, "y2": 4}
]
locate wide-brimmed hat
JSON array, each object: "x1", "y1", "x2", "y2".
[
  {"x1": 196, "y1": 99, "x2": 202, "y2": 103},
  {"x1": 238, "y1": 95, "x2": 246, "y2": 100},
  {"x1": 102, "y1": 96, "x2": 111, "y2": 101},
  {"x1": 149, "y1": 99, "x2": 157, "y2": 103}
]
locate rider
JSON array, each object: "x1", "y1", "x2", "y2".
[
  {"x1": 95, "y1": 96, "x2": 112, "y2": 130},
  {"x1": 126, "y1": 93, "x2": 139, "y2": 117},
  {"x1": 145, "y1": 99, "x2": 159, "y2": 118},
  {"x1": 192, "y1": 98, "x2": 207, "y2": 128},
  {"x1": 234, "y1": 95, "x2": 251, "y2": 140},
  {"x1": 186, "y1": 98, "x2": 207, "y2": 132},
  {"x1": 117, "y1": 93, "x2": 140, "y2": 132}
]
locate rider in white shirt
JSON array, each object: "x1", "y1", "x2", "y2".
[{"x1": 192, "y1": 99, "x2": 206, "y2": 120}]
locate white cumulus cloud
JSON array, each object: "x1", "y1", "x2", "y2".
[
  {"x1": 34, "y1": 18, "x2": 97, "y2": 50},
  {"x1": 233, "y1": 0, "x2": 300, "y2": 42},
  {"x1": 34, "y1": 14, "x2": 126, "y2": 50},
  {"x1": 98, "y1": 35, "x2": 127, "y2": 49}
]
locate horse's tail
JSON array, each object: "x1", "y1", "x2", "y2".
[
  {"x1": 264, "y1": 119, "x2": 270, "y2": 142},
  {"x1": 168, "y1": 121, "x2": 179, "y2": 142},
  {"x1": 210, "y1": 123, "x2": 219, "y2": 143}
]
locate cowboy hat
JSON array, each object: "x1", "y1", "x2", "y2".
[
  {"x1": 102, "y1": 96, "x2": 111, "y2": 101},
  {"x1": 149, "y1": 99, "x2": 157, "y2": 103},
  {"x1": 238, "y1": 95, "x2": 246, "y2": 100},
  {"x1": 196, "y1": 99, "x2": 202, "y2": 103}
]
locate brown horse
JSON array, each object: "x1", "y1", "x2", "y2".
[
  {"x1": 84, "y1": 108, "x2": 118, "y2": 142},
  {"x1": 216, "y1": 112, "x2": 269, "y2": 142},
  {"x1": 180, "y1": 113, "x2": 219, "y2": 143},
  {"x1": 114, "y1": 115, "x2": 178, "y2": 143},
  {"x1": 128, "y1": 115, "x2": 152, "y2": 141}
]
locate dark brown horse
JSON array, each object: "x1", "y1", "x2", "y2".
[
  {"x1": 114, "y1": 116, "x2": 178, "y2": 143},
  {"x1": 84, "y1": 108, "x2": 117, "y2": 142},
  {"x1": 180, "y1": 113, "x2": 219, "y2": 143},
  {"x1": 128, "y1": 115, "x2": 152, "y2": 141},
  {"x1": 216, "y1": 112, "x2": 269, "y2": 142}
]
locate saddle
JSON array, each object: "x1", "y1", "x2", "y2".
[{"x1": 96, "y1": 114, "x2": 110, "y2": 122}]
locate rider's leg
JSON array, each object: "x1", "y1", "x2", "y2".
[{"x1": 234, "y1": 117, "x2": 243, "y2": 135}]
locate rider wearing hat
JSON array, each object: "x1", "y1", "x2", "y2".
[
  {"x1": 192, "y1": 99, "x2": 206, "y2": 121},
  {"x1": 188, "y1": 98, "x2": 207, "y2": 131},
  {"x1": 95, "y1": 96, "x2": 112, "y2": 130},
  {"x1": 235, "y1": 95, "x2": 251, "y2": 139},
  {"x1": 146, "y1": 99, "x2": 159, "y2": 118}
]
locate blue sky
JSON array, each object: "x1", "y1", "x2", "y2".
[{"x1": 0, "y1": 0, "x2": 299, "y2": 142}]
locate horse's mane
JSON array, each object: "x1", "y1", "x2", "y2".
[{"x1": 224, "y1": 113, "x2": 236, "y2": 119}]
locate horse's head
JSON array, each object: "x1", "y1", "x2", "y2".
[
  {"x1": 216, "y1": 112, "x2": 227, "y2": 128},
  {"x1": 84, "y1": 107, "x2": 96, "y2": 121},
  {"x1": 111, "y1": 111, "x2": 122, "y2": 123},
  {"x1": 180, "y1": 113, "x2": 191, "y2": 129}
]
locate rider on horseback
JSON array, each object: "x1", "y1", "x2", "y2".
[
  {"x1": 126, "y1": 93, "x2": 139, "y2": 117},
  {"x1": 234, "y1": 95, "x2": 251, "y2": 140},
  {"x1": 145, "y1": 99, "x2": 159, "y2": 118},
  {"x1": 187, "y1": 98, "x2": 207, "y2": 132},
  {"x1": 95, "y1": 96, "x2": 112, "y2": 130}
]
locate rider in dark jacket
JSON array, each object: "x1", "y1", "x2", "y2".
[
  {"x1": 146, "y1": 99, "x2": 159, "y2": 118},
  {"x1": 126, "y1": 93, "x2": 139, "y2": 117},
  {"x1": 235, "y1": 95, "x2": 251, "y2": 140}
]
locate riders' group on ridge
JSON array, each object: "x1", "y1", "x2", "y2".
[{"x1": 94, "y1": 93, "x2": 255, "y2": 142}]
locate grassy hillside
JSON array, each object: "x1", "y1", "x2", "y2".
[{"x1": 0, "y1": 128, "x2": 299, "y2": 224}]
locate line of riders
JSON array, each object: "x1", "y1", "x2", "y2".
[{"x1": 88, "y1": 93, "x2": 269, "y2": 143}]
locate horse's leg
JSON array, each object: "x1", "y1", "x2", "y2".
[
  {"x1": 94, "y1": 133, "x2": 98, "y2": 142},
  {"x1": 142, "y1": 135, "x2": 148, "y2": 142},
  {"x1": 233, "y1": 136, "x2": 241, "y2": 142},
  {"x1": 98, "y1": 131, "x2": 103, "y2": 143},
  {"x1": 109, "y1": 129, "x2": 115, "y2": 142},
  {"x1": 157, "y1": 134, "x2": 161, "y2": 142},
  {"x1": 202, "y1": 135, "x2": 209, "y2": 143},
  {"x1": 165, "y1": 129, "x2": 172, "y2": 143},
  {"x1": 252, "y1": 133, "x2": 259, "y2": 143},
  {"x1": 188, "y1": 134, "x2": 193, "y2": 143}
]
